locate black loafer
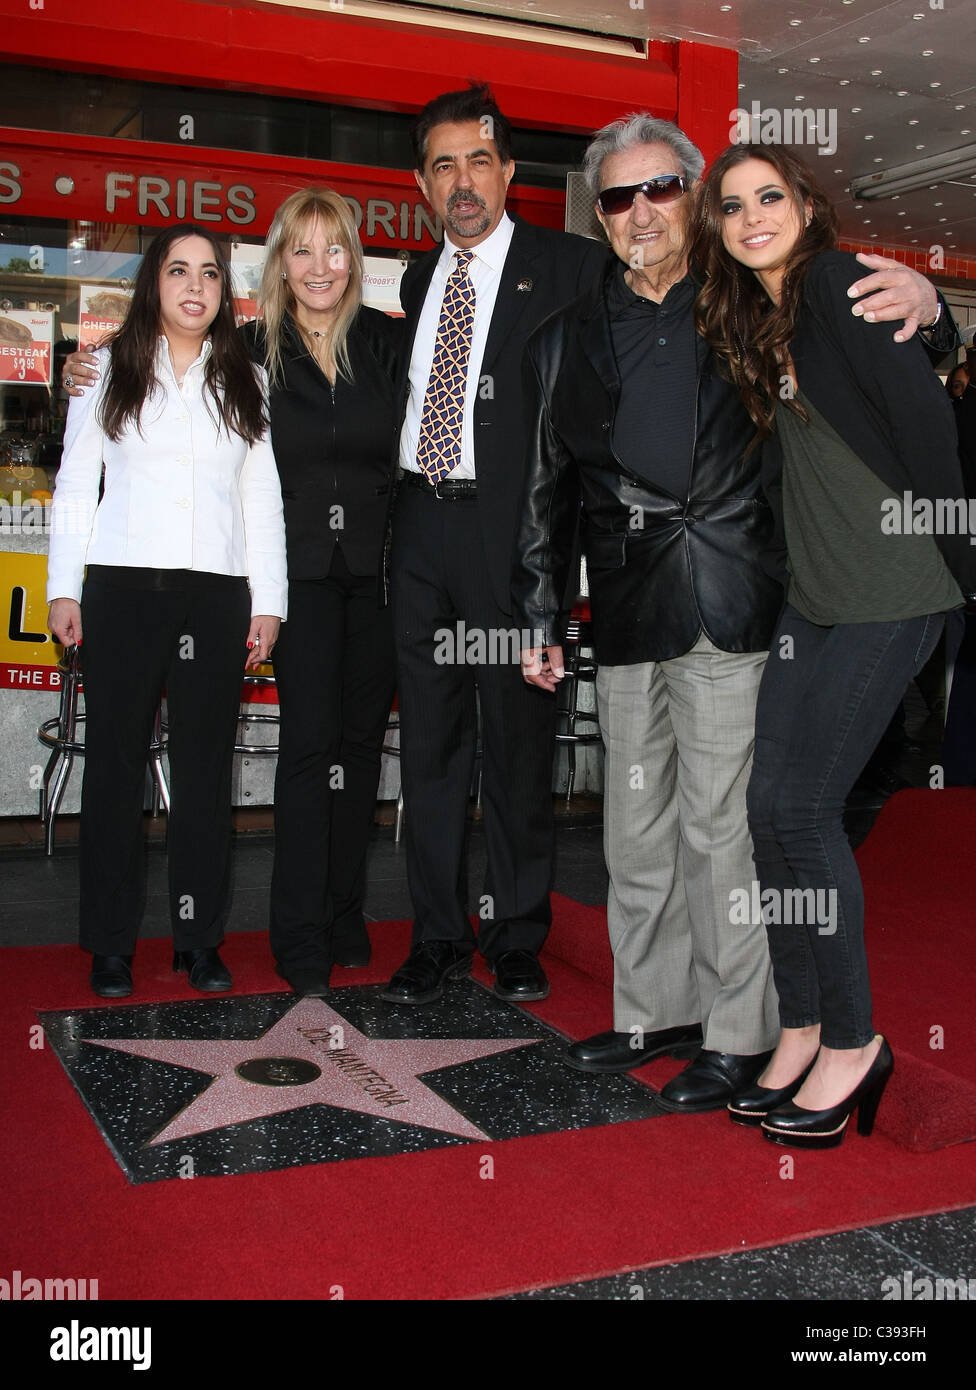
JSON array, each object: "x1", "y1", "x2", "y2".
[
  {"x1": 379, "y1": 941, "x2": 473, "y2": 1005},
  {"x1": 564, "y1": 1024, "x2": 703, "y2": 1073},
  {"x1": 90, "y1": 954, "x2": 133, "y2": 998},
  {"x1": 490, "y1": 950, "x2": 549, "y2": 1002},
  {"x1": 658, "y1": 1049, "x2": 774, "y2": 1113},
  {"x1": 277, "y1": 965, "x2": 332, "y2": 997},
  {"x1": 173, "y1": 947, "x2": 232, "y2": 993}
]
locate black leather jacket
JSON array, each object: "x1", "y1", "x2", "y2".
[{"x1": 513, "y1": 263, "x2": 783, "y2": 664}]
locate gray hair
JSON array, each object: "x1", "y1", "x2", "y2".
[{"x1": 581, "y1": 113, "x2": 705, "y2": 196}]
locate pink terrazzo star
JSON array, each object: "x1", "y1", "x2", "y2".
[{"x1": 85, "y1": 997, "x2": 536, "y2": 1145}]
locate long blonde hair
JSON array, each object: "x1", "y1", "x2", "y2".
[{"x1": 259, "y1": 188, "x2": 364, "y2": 384}]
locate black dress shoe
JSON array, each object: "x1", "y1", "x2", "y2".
[
  {"x1": 379, "y1": 941, "x2": 473, "y2": 1005},
  {"x1": 762, "y1": 1036, "x2": 894, "y2": 1150},
  {"x1": 658, "y1": 1049, "x2": 774, "y2": 1113},
  {"x1": 332, "y1": 919, "x2": 371, "y2": 969},
  {"x1": 727, "y1": 1060, "x2": 816, "y2": 1127},
  {"x1": 90, "y1": 954, "x2": 133, "y2": 998},
  {"x1": 276, "y1": 964, "x2": 331, "y2": 997},
  {"x1": 172, "y1": 947, "x2": 232, "y2": 993},
  {"x1": 564, "y1": 1023, "x2": 703, "y2": 1074},
  {"x1": 490, "y1": 950, "x2": 549, "y2": 1002}
]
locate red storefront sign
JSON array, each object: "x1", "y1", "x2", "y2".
[{"x1": 0, "y1": 129, "x2": 568, "y2": 248}]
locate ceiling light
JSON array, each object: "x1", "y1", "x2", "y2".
[{"x1": 851, "y1": 143, "x2": 976, "y2": 199}]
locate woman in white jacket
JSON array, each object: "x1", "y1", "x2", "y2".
[{"x1": 47, "y1": 223, "x2": 287, "y2": 999}]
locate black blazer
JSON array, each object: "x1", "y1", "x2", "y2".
[
  {"x1": 514, "y1": 261, "x2": 783, "y2": 665},
  {"x1": 244, "y1": 308, "x2": 402, "y2": 580},
  {"x1": 773, "y1": 251, "x2": 976, "y2": 595},
  {"x1": 395, "y1": 214, "x2": 610, "y2": 614}
]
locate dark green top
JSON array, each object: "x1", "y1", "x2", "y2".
[{"x1": 777, "y1": 390, "x2": 963, "y2": 625}]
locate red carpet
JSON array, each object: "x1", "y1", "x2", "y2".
[{"x1": 2, "y1": 788, "x2": 975, "y2": 1300}]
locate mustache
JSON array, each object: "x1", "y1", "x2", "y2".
[{"x1": 446, "y1": 190, "x2": 488, "y2": 214}]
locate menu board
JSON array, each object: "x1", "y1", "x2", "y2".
[{"x1": 0, "y1": 310, "x2": 54, "y2": 385}]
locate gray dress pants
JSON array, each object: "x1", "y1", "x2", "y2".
[{"x1": 596, "y1": 632, "x2": 778, "y2": 1054}]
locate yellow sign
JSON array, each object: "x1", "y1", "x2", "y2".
[{"x1": 0, "y1": 550, "x2": 55, "y2": 664}]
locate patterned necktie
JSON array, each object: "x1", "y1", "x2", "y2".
[{"x1": 416, "y1": 249, "x2": 476, "y2": 483}]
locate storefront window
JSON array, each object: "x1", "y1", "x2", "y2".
[{"x1": 0, "y1": 217, "x2": 269, "y2": 504}]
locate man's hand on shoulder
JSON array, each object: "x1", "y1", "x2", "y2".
[
  {"x1": 62, "y1": 347, "x2": 100, "y2": 397},
  {"x1": 847, "y1": 252, "x2": 940, "y2": 343}
]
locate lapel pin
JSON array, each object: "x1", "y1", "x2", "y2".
[{"x1": 516, "y1": 278, "x2": 533, "y2": 292}]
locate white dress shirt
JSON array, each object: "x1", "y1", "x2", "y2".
[
  {"x1": 399, "y1": 212, "x2": 516, "y2": 479},
  {"x1": 47, "y1": 338, "x2": 288, "y2": 618}
]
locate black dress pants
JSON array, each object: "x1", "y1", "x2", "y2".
[
  {"x1": 390, "y1": 486, "x2": 554, "y2": 959},
  {"x1": 78, "y1": 566, "x2": 251, "y2": 955},
  {"x1": 269, "y1": 549, "x2": 395, "y2": 971}
]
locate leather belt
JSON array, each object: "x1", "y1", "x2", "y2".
[{"x1": 401, "y1": 470, "x2": 478, "y2": 500}]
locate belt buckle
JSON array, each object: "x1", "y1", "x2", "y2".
[{"x1": 432, "y1": 477, "x2": 447, "y2": 500}]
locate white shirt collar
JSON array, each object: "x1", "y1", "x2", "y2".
[
  {"x1": 156, "y1": 335, "x2": 212, "y2": 376},
  {"x1": 441, "y1": 212, "x2": 514, "y2": 273}
]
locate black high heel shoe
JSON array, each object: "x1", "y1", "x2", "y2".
[
  {"x1": 727, "y1": 1058, "x2": 816, "y2": 1128},
  {"x1": 761, "y1": 1036, "x2": 893, "y2": 1150},
  {"x1": 173, "y1": 947, "x2": 232, "y2": 993}
]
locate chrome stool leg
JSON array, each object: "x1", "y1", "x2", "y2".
[{"x1": 37, "y1": 644, "x2": 171, "y2": 854}]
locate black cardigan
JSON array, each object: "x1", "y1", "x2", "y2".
[
  {"x1": 242, "y1": 308, "x2": 402, "y2": 580},
  {"x1": 761, "y1": 251, "x2": 976, "y2": 596}
]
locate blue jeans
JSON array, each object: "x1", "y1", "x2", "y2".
[{"x1": 747, "y1": 605, "x2": 944, "y2": 1048}]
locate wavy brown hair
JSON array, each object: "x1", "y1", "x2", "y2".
[
  {"x1": 258, "y1": 188, "x2": 363, "y2": 386},
  {"x1": 691, "y1": 143, "x2": 839, "y2": 439},
  {"x1": 99, "y1": 223, "x2": 265, "y2": 445}
]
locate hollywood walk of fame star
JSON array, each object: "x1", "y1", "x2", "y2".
[{"x1": 84, "y1": 997, "x2": 538, "y2": 1146}]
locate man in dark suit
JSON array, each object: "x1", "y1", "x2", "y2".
[{"x1": 380, "y1": 84, "x2": 608, "y2": 1005}]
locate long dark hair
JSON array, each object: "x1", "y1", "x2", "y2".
[
  {"x1": 99, "y1": 223, "x2": 265, "y2": 445},
  {"x1": 692, "y1": 143, "x2": 839, "y2": 439}
]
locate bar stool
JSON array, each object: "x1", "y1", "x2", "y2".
[
  {"x1": 383, "y1": 691, "x2": 485, "y2": 845},
  {"x1": 555, "y1": 597, "x2": 601, "y2": 802},
  {"x1": 382, "y1": 696, "x2": 406, "y2": 844},
  {"x1": 235, "y1": 672, "x2": 280, "y2": 754},
  {"x1": 37, "y1": 645, "x2": 170, "y2": 855}
]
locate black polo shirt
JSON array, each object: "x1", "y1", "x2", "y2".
[{"x1": 607, "y1": 261, "x2": 698, "y2": 499}]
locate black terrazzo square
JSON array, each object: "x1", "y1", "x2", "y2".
[{"x1": 39, "y1": 980, "x2": 663, "y2": 1184}]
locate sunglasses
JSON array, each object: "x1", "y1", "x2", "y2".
[{"x1": 597, "y1": 175, "x2": 688, "y2": 216}]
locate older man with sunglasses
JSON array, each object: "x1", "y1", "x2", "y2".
[{"x1": 514, "y1": 114, "x2": 954, "y2": 1112}]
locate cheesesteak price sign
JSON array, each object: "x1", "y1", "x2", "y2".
[{"x1": 0, "y1": 310, "x2": 54, "y2": 385}]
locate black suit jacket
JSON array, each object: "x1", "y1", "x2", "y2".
[
  {"x1": 395, "y1": 214, "x2": 609, "y2": 613},
  {"x1": 244, "y1": 309, "x2": 402, "y2": 580}
]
